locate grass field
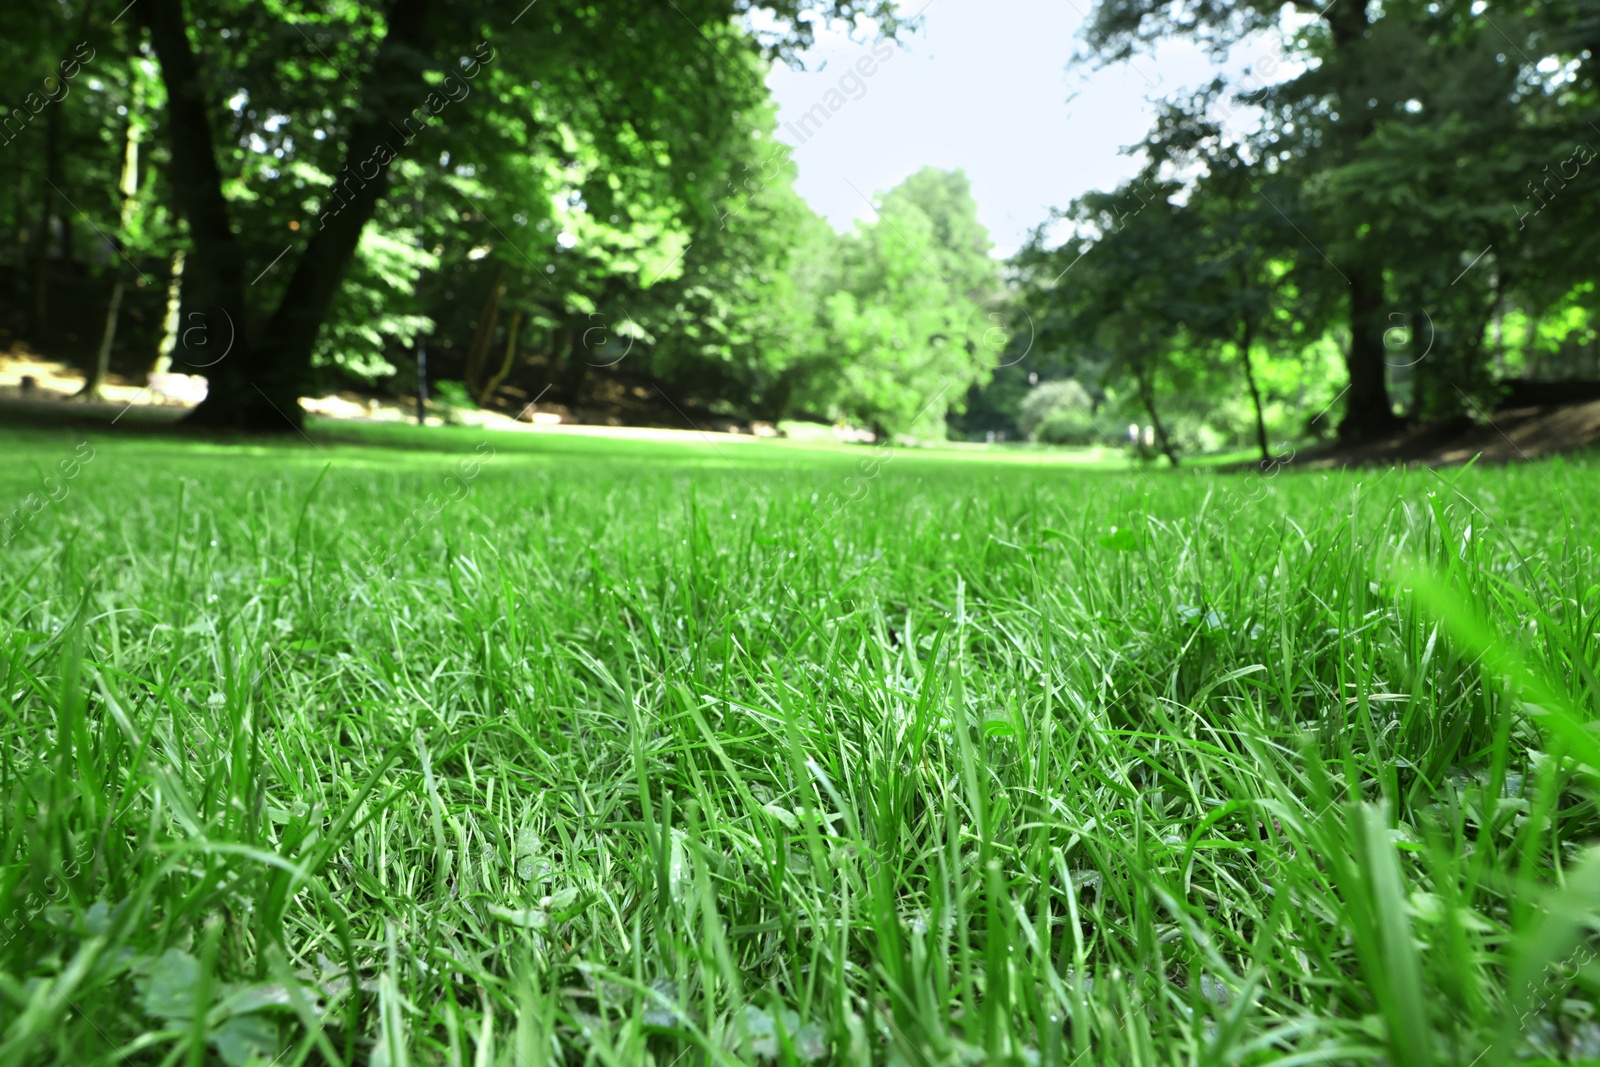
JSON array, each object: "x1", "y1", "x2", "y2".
[{"x1": 2, "y1": 422, "x2": 1599, "y2": 1066}]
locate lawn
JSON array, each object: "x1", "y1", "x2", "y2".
[{"x1": 2, "y1": 423, "x2": 1598, "y2": 1066}]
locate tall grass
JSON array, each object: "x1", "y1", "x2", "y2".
[{"x1": 1, "y1": 425, "x2": 1597, "y2": 1065}]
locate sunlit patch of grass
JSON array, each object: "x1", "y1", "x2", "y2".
[{"x1": 1, "y1": 424, "x2": 1597, "y2": 1065}]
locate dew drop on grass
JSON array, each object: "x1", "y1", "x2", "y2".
[
  {"x1": 1569, "y1": 1021, "x2": 1600, "y2": 1059},
  {"x1": 515, "y1": 826, "x2": 541, "y2": 880},
  {"x1": 1200, "y1": 975, "x2": 1231, "y2": 1006}
]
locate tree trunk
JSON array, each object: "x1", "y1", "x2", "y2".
[
  {"x1": 761, "y1": 365, "x2": 802, "y2": 422},
  {"x1": 150, "y1": 249, "x2": 185, "y2": 378},
  {"x1": 1322, "y1": 0, "x2": 1402, "y2": 445},
  {"x1": 478, "y1": 308, "x2": 522, "y2": 406},
  {"x1": 81, "y1": 281, "x2": 125, "y2": 400},
  {"x1": 81, "y1": 110, "x2": 142, "y2": 402},
  {"x1": 559, "y1": 325, "x2": 590, "y2": 405},
  {"x1": 134, "y1": 0, "x2": 259, "y2": 423},
  {"x1": 415, "y1": 340, "x2": 428, "y2": 424},
  {"x1": 1132, "y1": 353, "x2": 1178, "y2": 467},
  {"x1": 31, "y1": 79, "x2": 64, "y2": 338},
  {"x1": 233, "y1": 0, "x2": 434, "y2": 428},
  {"x1": 1237, "y1": 316, "x2": 1269, "y2": 464},
  {"x1": 140, "y1": 0, "x2": 436, "y2": 430},
  {"x1": 463, "y1": 266, "x2": 506, "y2": 395},
  {"x1": 1339, "y1": 268, "x2": 1402, "y2": 442},
  {"x1": 29, "y1": 7, "x2": 92, "y2": 339}
]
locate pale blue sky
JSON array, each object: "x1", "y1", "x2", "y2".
[{"x1": 764, "y1": 1, "x2": 1289, "y2": 257}]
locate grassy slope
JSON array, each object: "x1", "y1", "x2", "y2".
[{"x1": 1, "y1": 423, "x2": 1598, "y2": 1066}]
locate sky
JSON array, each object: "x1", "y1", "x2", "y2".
[{"x1": 763, "y1": 0, "x2": 1289, "y2": 257}]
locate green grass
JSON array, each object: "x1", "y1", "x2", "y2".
[{"x1": 2, "y1": 422, "x2": 1598, "y2": 1066}]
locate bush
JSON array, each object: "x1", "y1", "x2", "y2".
[
  {"x1": 1019, "y1": 379, "x2": 1099, "y2": 444},
  {"x1": 431, "y1": 380, "x2": 478, "y2": 425}
]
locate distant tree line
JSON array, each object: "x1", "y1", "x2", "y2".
[{"x1": 1, "y1": 0, "x2": 1596, "y2": 449}]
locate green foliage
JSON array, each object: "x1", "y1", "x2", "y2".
[
  {"x1": 1019, "y1": 379, "x2": 1100, "y2": 443},
  {"x1": 429, "y1": 378, "x2": 477, "y2": 423},
  {"x1": 314, "y1": 228, "x2": 438, "y2": 379},
  {"x1": 133, "y1": 948, "x2": 287, "y2": 1066},
  {"x1": 625, "y1": 107, "x2": 821, "y2": 412},
  {"x1": 994, "y1": 0, "x2": 1600, "y2": 445},
  {"x1": 0, "y1": 0, "x2": 931, "y2": 426},
  {"x1": 795, "y1": 167, "x2": 1003, "y2": 435}
]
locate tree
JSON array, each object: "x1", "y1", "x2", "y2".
[
  {"x1": 1016, "y1": 178, "x2": 1197, "y2": 465},
  {"x1": 132, "y1": 0, "x2": 898, "y2": 429},
  {"x1": 0, "y1": 1, "x2": 159, "y2": 372},
  {"x1": 1072, "y1": 1, "x2": 1394, "y2": 440},
  {"x1": 628, "y1": 105, "x2": 821, "y2": 418},
  {"x1": 1139, "y1": 93, "x2": 1339, "y2": 462},
  {"x1": 793, "y1": 167, "x2": 1002, "y2": 436},
  {"x1": 1018, "y1": 379, "x2": 1099, "y2": 443},
  {"x1": 1078, "y1": 0, "x2": 1600, "y2": 441}
]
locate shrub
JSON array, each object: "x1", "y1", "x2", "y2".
[
  {"x1": 431, "y1": 380, "x2": 478, "y2": 425},
  {"x1": 1019, "y1": 379, "x2": 1099, "y2": 444}
]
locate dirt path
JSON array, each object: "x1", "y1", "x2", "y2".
[{"x1": 1285, "y1": 401, "x2": 1600, "y2": 469}]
